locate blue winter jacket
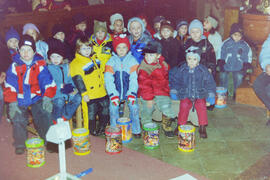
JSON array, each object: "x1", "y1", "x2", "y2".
[
  {"x1": 218, "y1": 37, "x2": 252, "y2": 72},
  {"x1": 259, "y1": 34, "x2": 270, "y2": 72},
  {"x1": 170, "y1": 63, "x2": 216, "y2": 100},
  {"x1": 36, "y1": 40, "x2": 49, "y2": 60},
  {"x1": 104, "y1": 52, "x2": 139, "y2": 100}
]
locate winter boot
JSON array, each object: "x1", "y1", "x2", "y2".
[
  {"x1": 199, "y1": 125, "x2": 207, "y2": 138},
  {"x1": 89, "y1": 120, "x2": 98, "y2": 136},
  {"x1": 162, "y1": 114, "x2": 174, "y2": 138}
]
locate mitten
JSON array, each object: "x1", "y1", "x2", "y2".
[
  {"x1": 170, "y1": 89, "x2": 178, "y2": 100},
  {"x1": 127, "y1": 95, "x2": 136, "y2": 105},
  {"x1": 243, "y1": 62, "x2": 252, "y2": 73},
  {"x1": 9, "y1": 102, "x2": 22, "y2": 119},
  {"x1": 60, "y1": 83, "x2": 74, "y2": 94},
  {"x1": 217, "y1": 59, "x2": 225, "y2": 72},
  {"x1": 42, "y1": 96, "x2": 53, "y2": 113},
  {"x1": 111, "y1": 96, "x2": 120, "y2": 106}
]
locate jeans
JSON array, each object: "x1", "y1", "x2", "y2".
[
  {"x1": 109, "y1": 100, "x2": 141, "y2": 134},
  {"x1": 52, "y1": 94, "x2": 82, "y2": 120},
  {"x1": 11, "y1": 99, "x2": 52, "y2": 149},
  {"x1": 253, "y1": 72, "x2": 270, "y2": 110},
  {"x1": 0, "y1": 86, "x2": 3, "y2": 122},
  {"x1": 219, "y1": 71, "x2": 244, "y2": 95}
]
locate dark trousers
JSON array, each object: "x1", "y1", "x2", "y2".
[{"x1": 253, "y1": 72, "x2": 270, "y2": 110}]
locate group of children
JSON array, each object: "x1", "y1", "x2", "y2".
[{"x1": 1, "y1": 11, "x2": 255, "y2": 154}]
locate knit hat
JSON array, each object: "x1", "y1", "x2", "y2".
[
  {"x1": 5, "y1": 27, "x2": 20, "y2": 43},
  {"x1": 188, "y1": 19, "x2": 203, "y2": 35},
  {"x1": 127, "y1": 17, "x2": 145, "y2": 33},
  {"x1": 176, "y1": 20, "x2": 188, "y2": 31},
  {"x1": 94, "y1": 20, "x2": 107, "y2": 35},
  {"x1": 22, "y1": 23, "x2": 40, "y2": 35},
  {"x1": 143, "y1": 40, "x2": 162, "y2": 54},
  {"x1": 160, "y1": 20, "x2": 174, "y2": 32},
  {"x1": 205, "y1": 16, "x2": 218, "y2": 29},
  {"x1": 230, "y1": 23, "x2": 243, "y2": 36},
  {"x1": 153, "y1": 16, "x2": 165, "y2": 24},
  {"x1": 112, "y1": 34, "x2": 130, "y2": 52},
  {"x1": 72, "y1": 13, "x2": 87, "y2": 26},
  {"x1": 186, "y1": 46, "x2": 201, "y2": 62},
  {"x1": 19, "y1": 35, "x2": 36, "y2": 52},
  {"x1": 47, "y1": 38, "x2": 65, "y2": 58},
  {"x1": 51, "y1": 23, "x2": 65, "y2": 36},
  {"x1": 109, "y1": 13, "x2": 126, "y2": 31}
]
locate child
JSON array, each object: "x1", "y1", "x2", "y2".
[
  {"x1": 153, "y1": 15, "x2": 166, "y2": 40},
  {"x1": 138, "y1": 40, "x2": 176, "y2": 137},
  {"x1": 175, "y1": 20, "x2": 189, "y2": 46},
  {"x1": 138, "y1": 14, "x2": 155, "y2": 38},
  {"x1": 203, "y1": 16, "x2": 222, "y2": 59},
  {"x1": 5, "y1": 27, "x2": 20, "y2": 55},
  {"x1": 217, "y1": 23, "x2": 252, "y2": 99},
  {"x1": 34, "y1": 0, "x2": 52, "y2": 11},
  {"x1": 104, "y1": 34, "x2": 141, "y2": 138},
  {"x1": 127, "y1": 17, "x2": 153, "y2": 64},
  {"x1": 170, "y1": 46, "x2": 216, "y2": 138},
  {"x1": 47, "y1": 39, "x2": 81, "y2": 121},
  {"x1": 109, "y1": 13, "x2": 127, "y2": 38},
  {"x1": 253, "y1": 34, "x2": 270, "y2": 125},
  {"x1": 70, "y1": 37, "x2": 109, "y2": 136},
  {"x1": 4, "y1": 35, "x2": 56, "y2": 154},
  {"x1": 22, "y1": 23, "x2": 49, "y2": 60},
  {"x1": 90, "y1": 20, "x2": 112, "y2": 71}
]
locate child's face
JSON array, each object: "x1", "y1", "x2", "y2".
[
  {"x1": 7, "y1": 38, "x2": 19, "y2": 50},
  {"x1": 116, "y1": 43, "x2": 128, "y2": 57},
  {"x1": 76, "y1": 22, "x2": 87, "y2": 32},
  {"x1": 145, "y1": 53, "x2": 159, "y2": 64},
  {"x1": 50, "y1": 53, "x2": 63, "y2": 65},
  {"x1": 41, "y1": 0, "x2": 47, "y2": 6},
  {"x1": 161, "y1": 27, "x2": 172, "y2": 39},
  {"x1": 190, "y1": 28, "x2": 202, "y2": 42},
  {"x1": 187, "y1": 56, "x2": 199, "y2": 69},
  {"x1": 96, "y1": 30, "x2": 106, "y2": 41},
  {"x1": 25, "y1": 29, "x2": 38, "y2": 41},
  {"x1": 129, "y1": 21, "x2": 142, "y2": 40},
  {"x1": 231, "y1": 32, "x2": 242, "y2": 42},
  {"x1": 113, "y1": 19, "x2": 124, "y2": 33},
  {"x1": 178, "y1": 25, "x2": 188, "y2": 36},
  {"x1": 203, "y1": 20, "x2": 212, "y2": 32},
  {"x1": 54, "y1": 32, "x2": 65, "y2": 42},
  {"x1": 154, "y1": 22, "x2": 161, "y2": 33},
  {"x1": 19, "y1": 45, "x2": 34, "y2": 62},
  {"x1": 79, "y1": 44, "x2": 92, "y2": 57}
]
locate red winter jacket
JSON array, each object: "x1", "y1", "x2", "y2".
[{"x1": 138, "y1": 56, "x2": 170, "y2": 100}]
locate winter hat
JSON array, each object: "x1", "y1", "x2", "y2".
[
  {"x1": 19, "y1": 35, "x2": 36, "y2": 52},
  {"x1": 160, "y1": 20, "x2": 174, "y2": 32},
  {"x1": 230, "y1": 23, "x2": 243, "y2": 36},
  {"x1": 94, "y1": 20, "x2": 107, "y2": 35},
  {"x1": 127, "y1": 17, "x2": 145, "y2": 33},
  {"x1": 188, "y1": 19, "x2": 203, "y2": 35},
  {"x1": 22, "y1": 23, "x2": 40, "y2": 35},
  {"x1": 5, "y1": 27, "x2": 20, "y2": 43},
  {"x1": 143, "y1": 40, "x2": 162, "y2": 54},
  {"x1": 47, "y1": 38, "x2": 65, "y2": 58},
  {"x1": 205, "y1": 16, "x2": 218, "y2": 29},
  {"x1": 52, "y1": 23, "x2": 65, "y2": 36},
  {"x1": 176, "y1": 20, "x2": 188, "y2": 30},
  {"x1": 112, "y1": 34, "x2": 130, "y2": 52},
  {"x1": 109, "y1": 13, "x2": 126, "y2": 31},
  {"x1": 72, "y1": 13, "x2": 87, "y2": 26},
  {"x1": 153, "y1": 16, "x2": 165, "y2": 24},
  {"x1": 186, "y1": 46, "x2": 201, "y2": 62}
]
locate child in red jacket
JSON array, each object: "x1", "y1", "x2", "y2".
[{"x1": 138, "y1": 40, "x2": 176, "y2": 137}]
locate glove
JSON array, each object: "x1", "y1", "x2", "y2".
[
  {"x1": 170, "y1": 89, "x2": 178, "y2": 100},
  {"x1": 9, "y1": 102, "x2": 22, "y2": 119},
  {"x1": 111, "y1": 96, "x2": 120, "y2": 106},
  {"x1": 243, "y1": 62, "x2": 252, "y2": 73},
  {"x1": 206, "y1": 96, "x2": 215, "y2": 106},
  {"x1": 60, "y1": 83, "x2": 74, "y2": 94},
  {"x1": 127, "y1": 95, "x2": 136, "y2": 105},
  {"x1": 217, "y1": 59, "x2": 225, "y2": 72},
  {"x1": 42, "y1": 96, "x2": 53, "y2": 113}
]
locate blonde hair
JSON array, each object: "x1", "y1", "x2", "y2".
[{"x1": 75, "y1": 36, "x2": 93, "y2": 54}]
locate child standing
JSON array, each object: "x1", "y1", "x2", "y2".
[
  {"x1": 175, "y1": 20, "x2": 189, "y2": 46},
  {"x1": 138, "y1": 40, "x2": 176, "y2": 137},
  {"x1": 47, "y1": 39, "x2": 81, "y2": 121},
  {"x1": 70, "y1": 37, "x2": 109, "y2": 136},
  {"x1": 217, "y1": 23, "x2": 252, "y2": 99},
  {"x1": 170, "y1": 46, "x2": 216, "y2": 138},
  {"x1": 104, "y1": 35, "x2": 141, "y2": 138},
  {"x1": 4, "y1": 35, "x2": 56, "y2": 154},
  {"x1": 90, "y1": 20, "x2": 112, "y2": 72},
  {"x1": 5, "y1": 27, "x2": 20, "y2": 55},
  {"x1": 127, "y1": 17, "x2": 153, "y2": 64},
  {"x1": 109, "y1": 13, "x2": 127, "y2": 38}
]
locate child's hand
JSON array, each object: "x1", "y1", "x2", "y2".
[
  {"x1": 83, "y1": 95, "x2": 90, "y2": 102},
  {"x1": 266, "y1": 64, "x2": 270, "y2": 76},
  {"x1": 208, "y1": 68, "x2": 212, "y2": 73},
  {"x1": 0, "y1": 72, "x2": 6, "y2": 84},
  {"x1": 146, "y1": 100, "x2": 153, "y2": 109}
]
